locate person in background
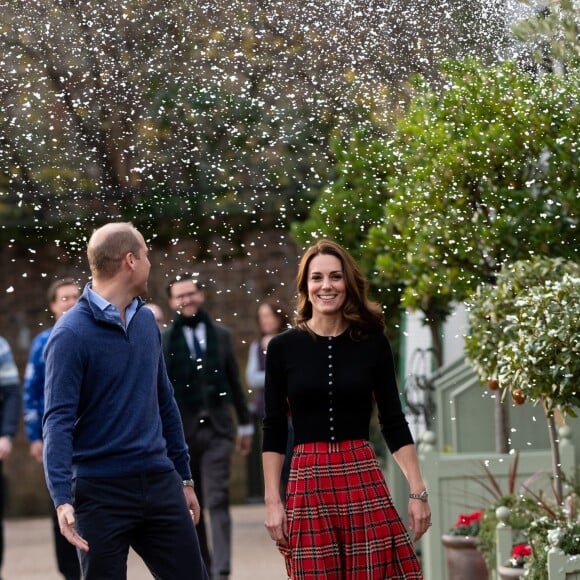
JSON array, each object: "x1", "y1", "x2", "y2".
[
  {"x1": 262, "y1": 239, "x2": 430, "y2": 579},
  {"x1": 144, "y1": 302, "x2": 165, "y2": 328},
  {"x1": 24, "y1": 278, "x2": 82, "y2": 580},
  {"x1": 0, "y1": 335, "x2": 21, "y2": 578},
  {"x1": 164, "y1": 273, "x2": 253, "y2": 580},
  {"x1": 42, "y1": 222, "x2": 208, "y2": 580},
  {"x1": 245, "y1": 302, "x2": 289, "y2": 502}
]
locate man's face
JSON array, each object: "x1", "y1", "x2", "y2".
[
  {"x1": 168, "y1": 279, "x2": 205, "y2": 317},
  {"x1": 50, "y1": 284, "x2": 80, "y2": 320},
  {"x1": 132, "y1": 234, "x2": 151, "y2": 296}
]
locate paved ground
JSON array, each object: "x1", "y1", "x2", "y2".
[{"x1": 3, "y1": 504, "x2": 287, "y2": 580}]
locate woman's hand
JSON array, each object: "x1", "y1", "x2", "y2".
[
  {"x1": 408, "y1": 498, "x2": 432, "y2": 542},
  {"x1": 391, "y1": 444, "x2": 432, "y2": 541},
  {"x1": 264, "y1": 499, "x2": 288, "y2": 548}
]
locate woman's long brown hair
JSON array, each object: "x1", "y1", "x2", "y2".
[
  {"x1": 256, "y1": 301, "x2": 290, "y2": 339},
  {"x1": 294, "y1": 239, "x2": 384, "y2": 339}
]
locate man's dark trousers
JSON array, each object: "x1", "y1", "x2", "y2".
[{"x1": 73, "y1": 470, "x2": 209, "y2": 580}]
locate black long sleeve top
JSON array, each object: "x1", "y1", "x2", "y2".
[{"x1": 262, "y1": 327, "x2": 414, "y2": 455}]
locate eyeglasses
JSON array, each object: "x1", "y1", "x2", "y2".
[{"x1": 172, "y1": 290, "x2": 199, "y2": 301}]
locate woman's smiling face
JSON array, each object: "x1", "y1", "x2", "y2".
[{"x1": 307, "y1": 253, "x2": 346, "y2": 317}]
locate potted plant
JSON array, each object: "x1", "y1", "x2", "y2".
[
  {"x1": 470, "y1": 451, "x2": 539, "y2": 571},
  {"x1": 441, "y1": 510, "x2": 488, "y2": 580},
  {"x1": 478, "y1": 493, "x2": 538, "y2": 572},
  {"x1": 442, "y1": 452, "x2": 533, "y2": 579},
  {"x1": 497, "y1": 543, "x2": 531, "y2": 579},
  {"x1": 486, "y1": 481, "x2": 580, "y2": 579},
  {"x1": 525, "y1": 492, "x2": 580, "y2": 580}
]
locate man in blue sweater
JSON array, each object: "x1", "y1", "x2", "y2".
[{"x1": 42, "y1": 222, "x2": 208, "y2": 580}]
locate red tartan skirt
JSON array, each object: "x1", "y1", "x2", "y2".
[{"x1": 279, "y1": 440, "x2": 423, "y2": 580}]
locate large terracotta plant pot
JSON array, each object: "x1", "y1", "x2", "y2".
[{"x1": 441, "y1": 534, "x2": 489, "y2": 580}]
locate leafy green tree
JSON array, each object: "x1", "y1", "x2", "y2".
[
  {"x1": 466, "y1": 257, "x2": 580, "y2": 502},
  {"x1": 366, "y1": 58, "x2": 578, "y2": 359}
]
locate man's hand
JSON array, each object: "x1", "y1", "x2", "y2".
[
  {"x1": 56, "y1": 503, "x2": 89, "y2": 552},
  {"x1": 29, "y1": 440, "x2": 44, "y2": 463},
  {"x1": 236, "y1": 433, "x2": 252, "y2": 456},
  {"x1": 183, "y1": 486, "x2": 202, "y2": 525},
  {"x1": 0, "y1": 436, "x2": 12, "y2": 461}
]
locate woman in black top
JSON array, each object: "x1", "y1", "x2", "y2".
[{"x1": 262, "y1": 239, "x2": 429, "y2": 579}]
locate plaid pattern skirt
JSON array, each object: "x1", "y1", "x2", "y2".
[{"x1": 279, "y1": 440, "x2": 423, "y2": 580}]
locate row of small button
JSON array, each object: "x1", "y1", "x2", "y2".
[{"x1": 328, "y1": 337, "x2": 335, "y2": 442}]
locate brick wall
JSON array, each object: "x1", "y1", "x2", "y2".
[{"x1": 0, "y1": 230, "x2": 299, "y2": 516}]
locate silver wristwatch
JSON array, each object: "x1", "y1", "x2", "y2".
[
  {"x1": 409, "y1": 490, "x2": 428, "y2": 502},
  {"x1": 182, "y1": 479, "x2": 195, "y2": 490}
]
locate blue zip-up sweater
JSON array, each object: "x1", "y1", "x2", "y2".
[
  {"x1": 43, "y1": 286, "x2": 191, "y2": 508},
  {"x1": 24, "y1": 328, "x2": 52, "y2": 442}
]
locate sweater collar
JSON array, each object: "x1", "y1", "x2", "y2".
[{"x1": 82, "y1": 282, "x2": 144, "y2": 326}]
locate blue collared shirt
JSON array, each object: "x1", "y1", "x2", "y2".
[{"x1": 87, "y1": 286, "x2": 139, "y2": 329}]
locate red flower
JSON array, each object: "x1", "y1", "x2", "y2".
[
  {"x1": 448, "y1": 510, "x2": 484, "y2": 536},
  {"x1": 454, "y1": 510, "x2": 483, "y2": 528},
  {"x1": 512, "y1": 544, "x2": 532, "y2": 558}
]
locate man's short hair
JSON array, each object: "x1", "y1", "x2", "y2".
[
  {"x1": 87, "y1": 223, "x2": 142, "y2": 279},
  {"x1": 165, "y1": 273, "x2": 204, "y2": 298}
]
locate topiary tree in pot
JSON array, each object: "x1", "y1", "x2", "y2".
[{"x1": 465, "y1": 256, "x2": 580, "y2": 503}]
